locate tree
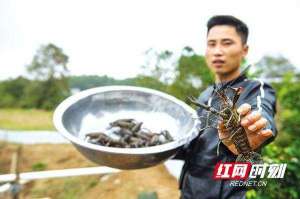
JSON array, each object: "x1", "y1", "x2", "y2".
[
  {"x1": 141, "y1": 48, "x2": 176, "y2": 84},
  {"x1": 167, "y1": 47, "x2": 214, "y2": 101},
  {"x1": 27, "y1": 43, "x2": 69, "y2": 80},
  {"x1": 26, "y1": 43, "x2": 70, "y2": 110},
  {"x1": 254, "y1": 55, "x2": 296, "y2": 79},
  {"x1": 0, "y1": 77, "x2": 30, "y2": 108},
  {"x1": 139, "y1": 46, "x2": 214, "y2": 100},
  {"x1": 134, "y1": 75, "x2": 167, "y2": 92}
]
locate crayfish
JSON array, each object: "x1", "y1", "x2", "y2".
[
  {"x1": 188, "y1": 86, "x2": 263, "y2": 164},
  {"x1": 85, "y1": 118, "x2": 174, "y2": 148}
]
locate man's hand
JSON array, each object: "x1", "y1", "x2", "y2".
[{"x1": 218, "y1": 103, "x2": 273, "y2": 155}]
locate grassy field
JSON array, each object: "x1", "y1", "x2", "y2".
[{"x1": 0, "y1": 109, "x2": 55, "y2": 131}]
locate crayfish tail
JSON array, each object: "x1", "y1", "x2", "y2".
[{"x1": 236, "y1": 152, "x2": 263, "y2": 164}]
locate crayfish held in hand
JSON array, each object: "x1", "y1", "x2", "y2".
[{"x1": 188, "y1": 86, "x2": 263, "y2": 164}]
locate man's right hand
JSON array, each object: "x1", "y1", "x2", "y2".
[{"x1": 218, "y1": 103, "x2": 273, "y2": 155}]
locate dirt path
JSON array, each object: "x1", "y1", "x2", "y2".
[{"x1": 0, "y1": 142, "x2": 180, "y2": 199}]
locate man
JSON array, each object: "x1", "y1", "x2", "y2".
[{"x1": 176, "y1": 15, "x2": 277, "y2": 199}]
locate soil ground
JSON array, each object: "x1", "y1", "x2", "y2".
[{"x1": 0, "y1": 142, "x2": 180, "y2": 199}]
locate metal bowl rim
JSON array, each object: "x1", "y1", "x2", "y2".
[{"x1": 53, "y1": 85, "x2": 199, "y2": 155}]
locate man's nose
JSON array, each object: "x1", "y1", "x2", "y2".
[{"x1": 212, "y1": 45, "x2": 224, "y2": 56}]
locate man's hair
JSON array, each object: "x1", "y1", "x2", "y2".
[{"x1": 207, "y1": 15, "x2": 249, "y2": 44}]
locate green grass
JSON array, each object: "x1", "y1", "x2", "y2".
[
  {"x1": 0, "y1": 109, "x2": 55, "y2": 131},
  {"x1": 32, "y1": 162, "x2": 48, "y2": 171}
]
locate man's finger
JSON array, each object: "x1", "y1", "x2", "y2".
[
  {"x1": 237, "y1": 103, "x2": 251, "y2": 116},
  {"x1": 242, "y1": 111, "x2": 262, "y2": 128},
  {"x1": 248, "y1": 118, "x2": 267, "y2": 132},
  {"x1": 247, "y1": 111, "x2": 261, "y2": 123},
  {"x1": 259, "y1": 129, "x2": 273, "y2": 137},
  {"x1": 248, "y1": 129, "x2": 273, "y2": 150}
]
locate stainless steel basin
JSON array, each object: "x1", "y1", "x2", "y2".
[{"x1": 53, "y1": 86, "x2": 199, "y2": 169}]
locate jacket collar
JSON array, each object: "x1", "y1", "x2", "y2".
[{"x1": 213, "y1": 73, "x2": 248, "y2": 90}]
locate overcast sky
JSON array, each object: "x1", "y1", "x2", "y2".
[{"x1": 0, "y1": 0, "x2": 299, "y2": 80}]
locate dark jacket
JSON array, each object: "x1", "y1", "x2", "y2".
[{"x1": 175, "y1": 73, "x2": 277, "y2": 199}]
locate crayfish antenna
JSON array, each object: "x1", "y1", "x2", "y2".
[
  {"x1": 187, "y1": 96, "x2": 200, "y2": 106},
  {"x1": 228, "y1": 86, "x2": 243, "y2": 107},
  {"x1": 187, "y1": 96, "x2": 211, "y2": 110}
]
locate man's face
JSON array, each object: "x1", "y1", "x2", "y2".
[{"x1": 205, "y1": 25, "x2": 248, "y2": 76}]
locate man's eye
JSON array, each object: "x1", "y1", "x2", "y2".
[
  {"x1": 223, "y1": 42, "x2": 233, "y2": 46},
  {"x1": 207, "y1": 43, "x2": 215, "y2": 47}
]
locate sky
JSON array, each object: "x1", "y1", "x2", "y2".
[{"x1": 0, "y1": 0, "x2": 299, "y2": 80}]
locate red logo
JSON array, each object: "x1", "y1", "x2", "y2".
[{"x1": 213, "y1": 162, "x2": 252, "y2": 180}]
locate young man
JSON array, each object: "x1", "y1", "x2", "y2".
[{"x1": 176, "y1": 15, "x2": 277, "y2": 199}]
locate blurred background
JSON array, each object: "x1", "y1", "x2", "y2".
[{"x1": 0, "y1": 0, "x2": 299, "y2": 198}]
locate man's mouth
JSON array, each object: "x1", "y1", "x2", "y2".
[{"x1": 212, "y1": 60, "x2": 225, "y2": 67}]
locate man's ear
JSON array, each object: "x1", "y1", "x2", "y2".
[{"x1": 243, "y1": 45, "x2": 249, "y2": 57}]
